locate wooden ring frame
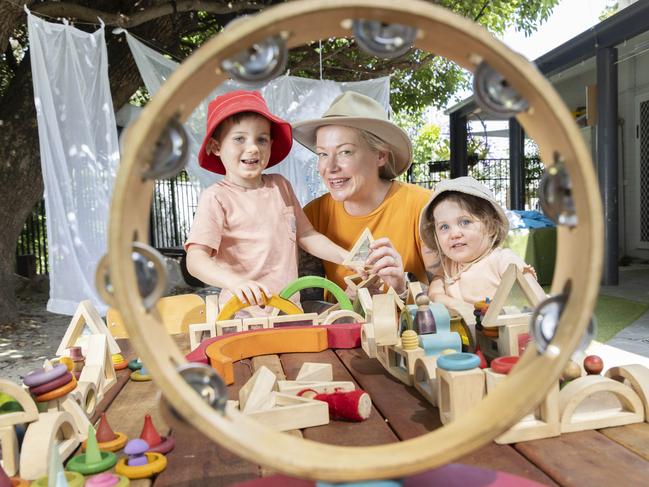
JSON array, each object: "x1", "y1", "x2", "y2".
[
  {"x1": 108, "y1": 0, "x2": 602, "y2": 482},
  {"x1": 216, "y1": 294, "x2": 302, "y2": 321}
]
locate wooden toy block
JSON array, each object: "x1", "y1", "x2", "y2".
[
  {"x1": 0, "y1": 426, "x2": 18, "y2": 476},
  {"x1": 355, "y1": 288, "x2": 373, "y2": 322},
  {"x1": 246, "y1": 392, "x2": 329, "y2": 431},
  {"x1": 325, "y1": 323, "x2": 361, "y2": 349},
  {"x1": 317, "y1": 302, "x2": 340, "y2": 323},
  {"x1": 205, "y1": 327, "x2": 329, "y2": 385},
  {"x1": 361, "y1": 321, "x2": 377, "y2": 359},
  {"x1": 205, "y1": 294, "x2": 220, "y2": 325},
  {"x1": 107, "y1": 293, "x2": 206, "y2": 337},
  {"x1": 413, "y1": 356, "x2": 439, "y2": 407},
  {"x1": 84, "y1": 334, "x2": 116, "y2": 394},
  {"x1": 19, "y1": 411, "x2": 80, "y2": 480},
  {"x1": 268, "y1": 313, "x2": 318, "y2": 328},
  {"x1": 189, "y1": 322, "x2": 216, "y2": 351},
  {"x1": 0, "y1": 379, "x2": 39, "y2": 428},
  {"x1": 79, "y1": 365, "x2": 105, "y2": 403},
  {"x1": 70, "y1": 380, "x2": 98, "y2": 417},
  {"x1": 321, "y1": 309, "x2": 365, "y2": 325},
  {"x1": 497, "y1": 322, "x2": 530, "y2": 357},
  {"x1": 482, "y1": 264, "x2": 542, "y2": 329},
  {"x1": 57, "y1": 300, "x2": 121, "y2": 356},
  {"x1": 476, "y1": 330, "x2": 500, "y2": 363},
  {"x1": 342, "y1": 227, "x2": 374, "y2": 268},
  {"x1": 60, "y1": 396, "x2": 92, "y2": 441},
  {"x1": 216, "y1": 319, "x2": 243, "y2": 336},
  {"x1": 344, "y1": 272, "x2": 381, "y2": 294},
  {"x1": 406, "y1": 281, "x2": 425, "y2": 305},
  {"x1": 296, "y1": 363, "x2": 333, "y2": 382},
  {"x1": 606, "y1": 364, "x2": 649, "y2": 421},
  {"x1": 437, "y1": 367, "x2": 485, "y2": 425},
  {"x1": 277, "y1": 380, "x2": 356, "y2": 395},
  {"x1": 242, "y1": 317, "x2": 270, "y2": 331},
  {"x1": 559, "y1": 374, "x2": 645, "y2": 433},
  {"x1": 239, "y1": 366, "x2": 277, "y2": 413},
  {"x1": 484, "y1": 368, "x2": 560, "y2": 444},
  {"x1": 386, "y1": 287, "x2": 405, "y2": 312},
  {"x1": 381, "y1": 344, "x2": 425, "y2": 386},
  {"x1": 372, "y1": 293, "x2": 399, "y2": 347}
]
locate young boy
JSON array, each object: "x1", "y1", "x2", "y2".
[{"x1": 185, "y1": 91, "x2": 349, "y2": 314}]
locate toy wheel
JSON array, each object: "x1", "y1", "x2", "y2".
[{"x1": 107, "y1": 0, "x2": 602, "y2": 482}]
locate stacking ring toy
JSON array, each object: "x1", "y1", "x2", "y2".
[
  {"x1": 23, "y1": 363, "x2": 67, "y2": 387},
  {"x1": 279, "y1": 276, "x2": 353, "y2": 311},
  {"x1": 29, "y1": 371, "x2": 73, "y2": 395},
  {"x1": 437, "y1": 353, "x2": 481, "y2": 371},
  {"x1": 105, "y1": 0, "x2": 602, "y2": 482},
  {"x1": 128, "y1": 359, "x2": 142, "y2": 371},
  {"x1": 84, "y1": 472, "x2": 130, "y2": 487},
  {"x1": 115, "y1": 452, "x2": 167, "y2": 479},
  {"x1": 34, "y1": 376, "x2": 77, "y2": 402},
  {"x1": 491, "y1": 356, "x2": 520, "y2": 375},
  {"x1": 31, "y1": 471, "x2": 84, "y2": 487},
  {"x1": 217, "y1": 294, "x2": 302, "y2": 321},
  {"x1": 66, "y1": 448, "x2": 117, "y2": 475}
]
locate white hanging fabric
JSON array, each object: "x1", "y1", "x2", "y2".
[
  {"x1": 28, "y1": 12, "x2": 119, "y2": 315},
  {"x1": 121, "y1": 30, "x2": 390, "y2": 205}
]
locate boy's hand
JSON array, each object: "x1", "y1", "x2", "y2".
[
  {"x1": 365, "y1": 238, "x2": 406, "y2": 295},
  {"x1": 231, "y1": 280, "x2": 272, "y2": 306}
]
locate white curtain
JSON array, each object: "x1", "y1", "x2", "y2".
[
  {"x1": 120, "y1": 30, "x2": 390, "y2": 205},
  {"x1": 28, "y1": 12, "x2": 119, "y2": 315}
]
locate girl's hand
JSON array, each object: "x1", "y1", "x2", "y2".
[
  {"x1": 365, "y1": 238, "x2": 406, "y2": 295},
  {"x1": 230, "y1": 280, "x2": 272, "y2": 306}
]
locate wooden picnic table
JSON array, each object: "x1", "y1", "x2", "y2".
[{"x1": 101, "y1": 336, "x2": 649, "y2": 486}]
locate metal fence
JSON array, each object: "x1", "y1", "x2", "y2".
[
  {"x1": 402, "y1": 157, "x2": 543, "y2": 210},
  {"x1": 15, "y1": 160, "x2": 544, "y2": 276}
]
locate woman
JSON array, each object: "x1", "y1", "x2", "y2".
[{"x1": 293, "y1": 91, "x2": 438, "y2": 298}]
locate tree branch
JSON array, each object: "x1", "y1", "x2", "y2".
[{"x1": 30, "y1": 1, "x2": 266, "y2": 28}]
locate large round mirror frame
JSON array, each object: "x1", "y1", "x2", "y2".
[{"x1": 108, "y1": 0, "x2": 603, "y2": 482}]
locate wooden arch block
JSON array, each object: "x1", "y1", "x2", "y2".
[
  {"x1": 372, "y1": 293, "x2": 399, "y2": 347},
  {"x1": 413, "y1": 356, "x2": 438, "y2": 406},
  {"x1": 559, "y1": 375, "x2": 644, "y2": 433},
  {"x1": 606, "y1": 364, "x2": 649, "y2": 422},
  {"x1": 19, "y1": 411, "x2": 80, "y2": 480},
  {"x1": 0, "y1": 379, "x2": 39, "y2": 428},
  {"x1": 0, "y1": 426, "x2": 19, "y2": 476}
]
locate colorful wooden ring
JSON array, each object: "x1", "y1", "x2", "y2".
[
  {"x1": 84, "y1": 472, "x2": 130, "y2": 487},
  {"x1": 30, "y1": 471, "x2": 84, "y2": 487},
  {"x1": 34, "y1": 376, "x2": 77, "y2": 402},
  {"x1": 29, "y1": 371, "x2": 73, "y2": 395},
  {"x1": 217, "y1": 294, "x2": 302, "y2": 321},
  {"x1": 148, "y1": 435, "x2": 175, "y2": 454},
  {"x1": 131, "y1": 370, "x2": 152, "y2": 382},
  {"x1": 115, "y1": 360, "x2": 129, "y2": 370},
  {"x1": 128, "y1": 359, "x2": 142, "y2": 371},
  {"x1": 115, "y1": 452, "x2": 167, "y2": 479},
  {"x1": 279, "y1": 276, "x2": 353, "y2": 311},
  {"x1": 491, "y1": 356, "x2": 519, "y2": 375},
  {"x1": 83, "y1": 431, "x2": 129, "y2": 453},
  {"x1": 437, "y1": 352, "x2": 480, "y2": 371},
  {"x1": 58, "y1": 356, "x2": 75, "y2": 371},
  {"x1": 66, "y1": 450, "x2": 117, "y2": 475},
  {"x1": 23, "y1": 363, "x2": 67, "y2": 387}
]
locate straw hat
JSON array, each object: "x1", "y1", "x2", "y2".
[
  {"x1": 292, "y1": 91, "x2": 412, "y2": 177},
  {"x1": 198, "y1": 90, "x2": 293, "y2": 175},
  {"x1": 419, "y1": 176, "x2": 509, "y2": 253}
]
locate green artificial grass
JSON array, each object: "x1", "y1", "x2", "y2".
[{"x1": 594, "y1": 294, "x2": 649, "y2": 342}]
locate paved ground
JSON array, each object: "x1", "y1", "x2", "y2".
[{"x1": 2, "y1": 265, "x2": 649, "y2": 385}]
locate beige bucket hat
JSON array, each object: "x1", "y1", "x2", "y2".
[
  {"x1": 419, "y1": 176, "x2": 509, "y2": 253},
  {"x1": 292, "y1": 91, "x2": 413, "y2": 177}
]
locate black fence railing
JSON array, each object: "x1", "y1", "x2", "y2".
[
  {"x1": 403, "y1": 157, "x2": 543, "y2": 210},
  {"x1": 15, "y1": 160, "x2": 544, "y2": 276}
]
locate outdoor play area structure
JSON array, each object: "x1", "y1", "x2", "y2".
[{"x1": 3, "y1": 0, "x2": 649, "y2": 485}]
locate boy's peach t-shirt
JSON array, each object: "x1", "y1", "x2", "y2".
[
  {"x1": 430, "y1": 248, "x2": 535, "y2": 304},
  {"x1": 184, "y1": 174, "x2": 312, "y2": 310}
]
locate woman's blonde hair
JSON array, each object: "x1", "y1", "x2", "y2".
[{"x1": 352, "y1": 127, "x2": 398, "y2": 180}]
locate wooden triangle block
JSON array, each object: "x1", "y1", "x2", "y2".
[
  {"x1": 482, "y1": 264, "x2": 542, "y2": 328},
  {"x1": 84, "y1": 334, "x2": 116, "y2": 394},
  {"x1": 296, "y1": 363, "x2": 333, "y2": 382},
  {"x1": 342, "y1": 228, "x2": 374, "y2": 268},
  {"x1": 239, "y1": 366, "x2": 277, "y2": 414},
  {"x1": 246, "y1": 392, "x2": 329, "y2": 431},
  {"x1": 56, "y1": 300, "x2": 120, "y2": 356}
]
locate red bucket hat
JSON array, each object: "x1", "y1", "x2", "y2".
[{"x1": 198, "y1": 90, "x2": 293, "y2": 175}]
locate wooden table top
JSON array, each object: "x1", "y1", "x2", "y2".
[{"x1": 102, "y1": 337, "x2": 649, "y2": 487}]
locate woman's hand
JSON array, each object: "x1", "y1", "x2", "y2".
[
  {"x1": 365, "y1": 237, "x2": 406, "y2": 295},
  {"x1": 230, "y1": 280, "x2": 272, "y2": 306}
]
